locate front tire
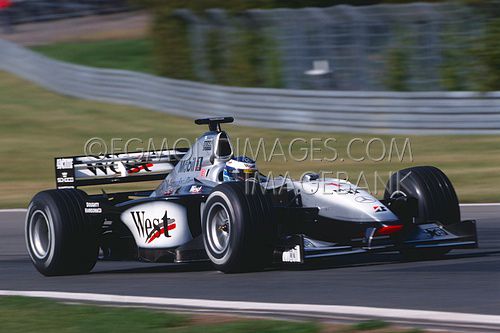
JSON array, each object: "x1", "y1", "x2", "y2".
[
  {"x1": 384, "y1": 166, "x2": 460, "y2": 259},
  {"x1": 25, "y1": 189, "x2": 100, "y2": 276},
  {"x1": 202, "y1": 181, "x2": 275, "y2": 273}
]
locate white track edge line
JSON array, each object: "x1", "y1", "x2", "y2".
[
  {"x1": 0, "y1": 209, "x2": 27, "y2": 212},
  {"x1": 0, "y1": 290, "x2": 499, "y2": 326}
]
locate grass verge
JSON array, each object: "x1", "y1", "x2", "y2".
[
  {"x1": 0, "y1": 296, "x2": 428, "y2": 333},
  {"x1": 31, "y1": 39, "x2": 154, "y2": 73},
  {"x1": 1, "y1": 70, "x2": 500, "y2": 207},
  {"x1": 0, "y1": 296, "x2": 317, "y2": 333}
]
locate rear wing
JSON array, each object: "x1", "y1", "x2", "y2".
[{"x1": 55, "y1": 149, "x2": 188, "y2": 189}]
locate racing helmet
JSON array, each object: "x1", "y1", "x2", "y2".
[{"x1": 223, "y1": 156, "x2": 258, "y2": 181}]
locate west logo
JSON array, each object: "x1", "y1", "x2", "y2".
[{"x1": 130, "y1": 210, "x2": 176, "y2": 243}]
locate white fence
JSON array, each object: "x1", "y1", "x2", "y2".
[{"x1": 1, "y1": 39, "x2": 499, "y2": 135}]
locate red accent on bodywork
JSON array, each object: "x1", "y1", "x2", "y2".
[
  {"x1": 129, "y1": 163, "x2": 154, "y2": 174},
  {"x1": 0, "y1": 1, "x2": 12, "y2": 9},
  {"x1": 375, "y1": 224, "x2": 404, "y2": 236},
  {"x1": 146, "y1": 223, "x2": 176, "y2": 244}
]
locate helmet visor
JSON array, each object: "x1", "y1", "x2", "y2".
[{"x1": 233, "y1": 168, "x2": 256, "y2": 181}]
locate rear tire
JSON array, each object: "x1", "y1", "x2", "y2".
[
  {"x1": 384, "y1": 166, "x2": 460, "y2": 259},
  {"x1": 202, "y1": 181, "x2": 275, "y2": 273},
  {"x1": 25, "y1": 189, "x2": 100, "y2": 276}
]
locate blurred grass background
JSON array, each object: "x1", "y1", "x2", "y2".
[
  {"x1": 32, "y1": 39, "x2": 155, "y2": 73},
  {"x1": 1, "y1": 69, "x2": 500, "y2": 208}
]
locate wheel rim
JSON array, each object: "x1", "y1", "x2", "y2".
[
  {"x1": 206, "y1": 203, "x2": 231, "y2": 255},
  {"x1": 390, "y1": 190, "x2": 407, "y2": 200},
  {"x1": 29, "y1": 210, "x2": 51, "y2": 259}
]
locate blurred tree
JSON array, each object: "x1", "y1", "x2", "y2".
[
  {"x1": 131, "y1": 0, "x2": 289, "y2": 86},
  {"x1": 466, "y1": 0, "x2": 500, "y2": 91},
  {"x1": 150, "y1": 9, "x2": 195, "y2": 80},
  {"x1": 472, "y1": 18, "x2": 500, "y2": 91},
  {"x1": 440, "y1": 25, "x2": 468, "y2": 91},
  {"x1": 205, "y1": 28, "x2": 226, "y2": 84},
  {"x1": 384, "y1": 28, "x2": 412, "y2": 91}
]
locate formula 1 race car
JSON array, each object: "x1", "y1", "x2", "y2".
[{"x1": 26, "y1": 117, "x2": 478, "y2": 276}]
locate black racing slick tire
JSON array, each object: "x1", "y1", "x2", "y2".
[
  {"x1": 202, "y1": 181, "x2": 275, "y2": 273},
  {"x1": 25, "y1": 189, "x2": 100, "y2": 276},
  {"x1": 384, "y1": 166, "x2": 460, "y2": 259}
]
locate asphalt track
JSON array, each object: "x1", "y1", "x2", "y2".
[{"x1": 0, "y1": 206, "x2": 499, "y2": 327}]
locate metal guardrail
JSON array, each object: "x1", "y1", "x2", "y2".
[{"x1": 1, "y1": 39, "x2": 499, "y2": 135}]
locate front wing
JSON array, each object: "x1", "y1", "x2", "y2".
[{"x1": 274, "y1": 220, "x2": 478, "y2": 264}]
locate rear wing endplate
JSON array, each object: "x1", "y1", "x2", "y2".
[{"x1": 55, "y1": 149, "x2": 188, "y2": 189}]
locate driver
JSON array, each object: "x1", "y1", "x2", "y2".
[{"x1": 223, "y1": 156, "x2": 258, "y2": 181}]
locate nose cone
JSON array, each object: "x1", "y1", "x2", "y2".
[{"x1": 300, "y1": 181, "x2": 399, "y2": 223}]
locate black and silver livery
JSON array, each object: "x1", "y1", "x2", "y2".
[{"x1": 26, "y1": 117, "x2": 478, "y2": 275}]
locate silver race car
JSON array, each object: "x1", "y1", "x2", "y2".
[{"x1": 26, "y1": 117, "x2": 478, "y2": 275}]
